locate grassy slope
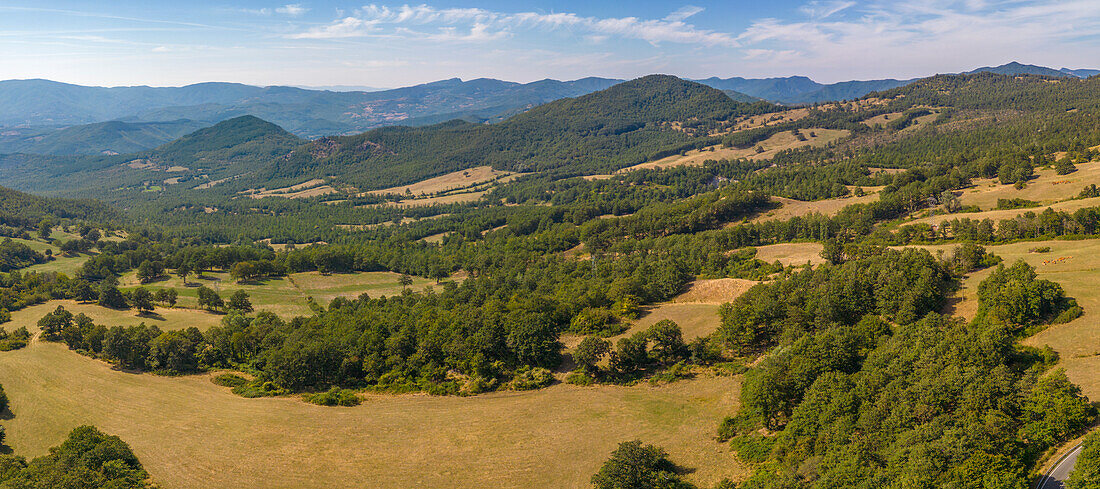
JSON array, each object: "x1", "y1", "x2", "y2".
[{"x1": 0, "y1": 331, "x2": 749, "y2": 489}]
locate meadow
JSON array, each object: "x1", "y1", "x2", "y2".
[
  {"x1": 0, "y1": 327, "x2": 749, "y2": 489},
  {"x1": 118, "y1": 270, "x2": 435, "y2": 318}
]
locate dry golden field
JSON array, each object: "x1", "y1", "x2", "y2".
[
  {"x1": 752, "y1": 242, "x2": 825, "y2": 267},
  {"x1": 368, "y1": 166, "x2": 517, "y2": 196},
  {"x1": 750, "y1": 191, "x2": 880, "y2": 223},
  {"x1": 957, "y1": 160, "x2": 1100, "y2": 210},
  {"x1": 616, "y1": 129, "x2": 849, "y2": 173},
  {"x1": 0, "y1": 331, "x2": 748, "y2": 489}
]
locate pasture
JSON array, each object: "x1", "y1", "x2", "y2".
[
  {"x1": 752, "y1": 242, "x2": 825, "y2": 267},
  {"x1": 0, "y1": 331, "x2": 749, "y2": 489},
  {"x1": 750, "y1": 191, "x2": 880, "y2": 223},
  {"x1": 118, "y1": 270, "x2": 435, "y2": 318},
  {"x1": 956, "y1": 160, "x2": 1100, "y2": 210},
  {"x1": 904, "y1": 196, "x2": 1100, "y2": 228},
  {"x1": 615, "y1": 128, "x2": 849, "y2": 173},
  {"x1": 368, "y1": 166, "x2": 516, "y2": 196},
  {"x1": 7, "y1": 300, "x2": 224, "y2": 333}
]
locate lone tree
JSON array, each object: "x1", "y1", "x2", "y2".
[
  {"x1": 37, "y1": 219, "x2": 52, "y2": 240},
  {"x1": 228, "y1": 290, "x2": 253, "y2": 313},
  {"x1": 131, "y1": 288, "x2": 155, "y2": 315},
  {"x1": 196, "y1": 286, "x2": 223, "y2": 312},
  {"x1": 136, "y1": 260, "x2": 161, "y2": 284},
  {"x1": 591, "y1": 440, "x2": 691, "y2": 489},
  {"x1": 176, "y1": 263, "x2": 191, "y2": 285},
  {"x1": 399, "y1": 273, "x2": 413, "y2": 291}
]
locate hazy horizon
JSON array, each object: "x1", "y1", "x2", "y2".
[{"x1": 3, "y1": 1, "x2": 1100, "y2": 88}]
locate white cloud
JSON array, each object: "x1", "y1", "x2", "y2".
[
  {"x1": 730, "y1": 0, "x2": 1100, "y2": 81},
  {"x1": 289, "y1": 4, "x2": 738, "y2": 46},
  {"x1": 152, "y1": 45, "x2": 170, "y2": 52},
  {"x1": 665, "y1": 6, "x2": 704, "y2": 22},
  {"x1": 288, "y1": 17, "x2": 374, "y2": 39},
  {"x1": 276, "y1": 4, "x2": 308, "y2": 16}
]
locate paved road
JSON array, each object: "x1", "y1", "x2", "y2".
[{"x1": 1038, "y1": 444, "x2": 1082, "y2": 489}]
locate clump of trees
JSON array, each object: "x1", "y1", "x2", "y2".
[
  {"x1": 1068, "y1": 431, "x2": 1100, "y2": 489},
  {"x1": 0, "y1": 425, "x2": 153, "y2": 488},
  {"x1": 716, "y1": 246, "x2": 1093, "y2": 488}
]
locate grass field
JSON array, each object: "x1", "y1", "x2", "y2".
[
  {"x1": 0, "y1": 332, "x2": 749, "y2": 489},
  {"x1": 616, "y1": 129, "x2": 849, "y2": 173},
  {"x1": 904, "y1": 196, "x2": 1100, "y2": 228},
  {"x1": 753, "y1": 242, "x2": 825, "y2": 267},
  {"x1": 7, "y1": 300, "x2": 224, "y2": 333},
  {"x1": 672, "y1": 278, "x2": 757, "y2": 304},
  {"x1": 956, "y1": 160, "x2": 1100, "y2": 210},
  {"x1": 368, "y1": 166, "x2": 516, "y2": 196},
  {"x1": 750, "y1": 191, "x2": 880, "y2": 223},
  {"x1": 118, "y1": 270, "x2": 436, "y2": 318}
]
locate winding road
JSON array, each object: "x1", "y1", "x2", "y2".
[{"x1": 1037, "y1": 444, "x2": 1082, "y2": 489}]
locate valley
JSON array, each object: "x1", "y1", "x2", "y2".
[{"x1": 2, "y1": 63, "x2": 1100, "y2": 489}]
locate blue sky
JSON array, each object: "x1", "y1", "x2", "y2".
[{"x1": 2, "y1": 1, "x2": 1099, "y2": 87}]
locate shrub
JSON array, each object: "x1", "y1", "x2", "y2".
[
  {"x1": 303, "y1": 388, "x2": 361, "y2": 407},
  {"x1": 1053, "y1": 305, "x2": 1084, "y2": 324},
  {"x1": 510, "y1": 366, "x2": 553, "y2": 390},
  {"x1": 211, "y1": 373, "x2": 249, "y2": 388},
  {"x1": 565, "y1": 370, "x2": 595, "y2": 386}
]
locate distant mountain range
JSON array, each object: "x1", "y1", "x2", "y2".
[{"x1": 0, "y1": 61, "x2": 1094, "y2": 156}]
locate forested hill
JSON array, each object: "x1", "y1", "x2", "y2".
[
  {"x1": 0, "y1": 119, "x2": 206, "y2": 155},
  {"x1": 872, "y1": 71, "x2": 1100, "y2": 111},
  {"x1": 145, "y1": 115, "x2": 301, "y2": 165},
  {"x1": 0, "y1": 185, "x2": 117, "y2": 229},
  {"x1": 265, "y1": 75, "x2": 778, "y2": 188}
]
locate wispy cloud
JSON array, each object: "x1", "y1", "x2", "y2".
[
  {"x1": 288, "y1": 4, "x2": 738, "y2": 46},
  {"x1": 664, "y1": 6, "x2": 704, "y2": 22},
  {"x1": 276, "y1": 4, "x2": 308, "y2": 16},
  {"x1": 798, "y1": 1, "x2": 855, "y2": 19}
]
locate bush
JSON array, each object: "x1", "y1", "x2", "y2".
[
  {"x1": 1053, "y1": 305, "x2": 1083, "y2": 324},
  {"x1": 510, "y1": 366, "x2": 553, "y2": 390},
  {"x1": 565, "y1": 370, "x2": 595, "y2": 386},
  {"x1": 728, "y1": 433, "x2": 776, "y2": 463},
  {"x1": 303, "y1": 388, "x2": 361, "y2": 407},
  {"x1": 211, "y1": 373, "x2": 249, "y2": 388}
]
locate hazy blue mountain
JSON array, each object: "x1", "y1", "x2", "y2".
[
  {"x1": 694, "y1": 76, "x2": 913, "y2": 104},
  {"x1": 1061, "y1": 68, "x2": 1100, "y2": 78},
  {"x1": 0, "y1": 120, "x2": 207, "y2": 155},
  {"x1": 0, "y1": 77, "x2": 623, "y2": 139},
  {"x1": 966, "y1": 61, "x2": 1072, "y2": 77}
]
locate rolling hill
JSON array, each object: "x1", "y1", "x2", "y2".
[{"x1": 0, "y1": 120, "x2": 207, "y2": 155}]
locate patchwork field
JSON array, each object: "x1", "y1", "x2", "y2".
[
  {"x1": 118, "y1": 270, "x2": 435, "y2": 318},
  {"x1": 616, "y1": 129, "x2": 849, "y2": 173},
  {"x1": 368, "y1": 166, "x2": 517, "y2": 196},
  {"x1": 0, "y1": 331, "x2": 748, "y2": 489},
  {"x1": 244, "y1": 179, "x2": 339, "y2": 200}
]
